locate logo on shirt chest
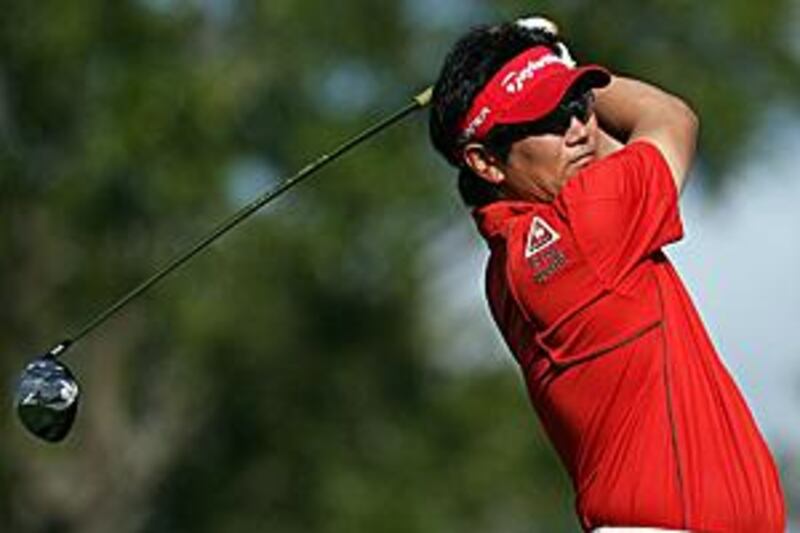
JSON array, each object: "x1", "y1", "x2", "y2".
[{"x1": 525, "y1": 217, "x2": 567, "y2": 284}]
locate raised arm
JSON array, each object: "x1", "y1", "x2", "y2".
[{"x1": 594, "y1": 76, "x2": 699, "y2": 193}]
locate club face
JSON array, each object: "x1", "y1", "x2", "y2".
[{"x1": 14, "y1": 356, "x2": 80, "y2": 442}]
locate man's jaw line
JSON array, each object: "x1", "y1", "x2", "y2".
[{"x1": 571, "y1": 150, "x2": 596, "y2": 169}]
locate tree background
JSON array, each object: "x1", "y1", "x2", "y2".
[{"x1": 0, "y1": 0, "x2": 798, "y2": 531}]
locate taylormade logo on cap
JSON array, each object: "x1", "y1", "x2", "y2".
[
  {"x1": 458, "y1": 45, "x2": 609, "y2": 143},
  {"x1": 501, "y1": 54, "x2": 570, "y2": 94},
  {"x1": 458, "y1": 47, "x2": 573, "y2": 142}
]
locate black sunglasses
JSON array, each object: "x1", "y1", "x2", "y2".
[
  {"x1": 525, "y1": 90, "x2": 596, "y2": 136},
  {"x1": 487, "y1": 90, "x2": 595, "y2": 148},
  {"x1": 478, "y1": 90, "x2": 596, "y2": 160}
]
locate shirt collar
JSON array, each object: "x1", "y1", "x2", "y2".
[{"x1": 472, "y1": 200, "x2": 540, "y2": 241}]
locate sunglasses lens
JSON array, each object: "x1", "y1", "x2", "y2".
[
  {"x1": 550, "y1": 108, "x2": 573, "y2": 134},
  {"x1": 564, "y1": 92, "x2": 593, "y2": 124}
]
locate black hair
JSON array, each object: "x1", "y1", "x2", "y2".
[{"x1": 429, "y1": 20, "x2": 564, "y2": 207}]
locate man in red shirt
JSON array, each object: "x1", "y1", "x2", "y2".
[{"x1": 428, "y1": 17, "x2": 786, "y2": 532}]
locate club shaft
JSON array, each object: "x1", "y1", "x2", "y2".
[{"x1": 60, "y1": 88, "x2": 433, "y2": 353}]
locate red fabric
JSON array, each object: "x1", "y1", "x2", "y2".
[
  {"x1": 459, "y1": 46, "x2": 609, "y2": 141},
  {"x1": 473, "y1": 141, "x2": 786, "y2": 532}
]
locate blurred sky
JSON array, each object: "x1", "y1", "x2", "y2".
[{"x1": 427, "y1": 111, "x2": 800, "y2": 453}]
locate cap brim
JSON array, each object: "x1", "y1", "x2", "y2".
[{"x1": 494, "y1": 65, "x2": 611, "y2": 128}]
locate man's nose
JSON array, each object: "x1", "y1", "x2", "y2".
[{"x1": 564, "y1": 115, "x2": 589, "y2": 145}]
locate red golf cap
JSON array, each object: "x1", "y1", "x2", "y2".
[{"x1": 459, "y1": 46, "x2": 611, "y2": 142}]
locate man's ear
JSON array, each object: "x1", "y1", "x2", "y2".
[{"x1": 462, "y1": 143, "x2": 506, "y2": 185}]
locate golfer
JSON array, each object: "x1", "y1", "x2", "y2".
[{"x1": 428, "y1": 17, "x2": 786, "y2": 532}]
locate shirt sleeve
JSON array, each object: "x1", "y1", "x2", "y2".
[{"x1": 555, "y1": 141, "x2": 684, "y2": 286}]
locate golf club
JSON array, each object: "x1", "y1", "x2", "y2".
[{"x1": 13, "y1": 87, "x2": 433, "y2": 443}]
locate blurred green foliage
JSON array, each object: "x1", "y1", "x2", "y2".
[{"x1": 1, "y1": 0, "x2": 798, "y2": 531}]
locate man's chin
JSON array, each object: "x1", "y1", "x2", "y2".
[{"x1": 564, "y1": 154, "x2": 597, "y2": 177}]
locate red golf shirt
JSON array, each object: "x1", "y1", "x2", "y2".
[{"x1": 474, "y1": 141, "x2": 785, "y2": 532}]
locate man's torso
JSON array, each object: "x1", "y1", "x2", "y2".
[{"x1": 474, "y1": 142, "x2": 785, "y2": 532}]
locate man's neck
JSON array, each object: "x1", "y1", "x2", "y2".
[{"x1": 597, "y1": 128, "x2": 625, "y2": 159}]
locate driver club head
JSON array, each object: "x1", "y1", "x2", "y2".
[{"x1": 14, "y1": 355, "x2": 80, "y2": 443}]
